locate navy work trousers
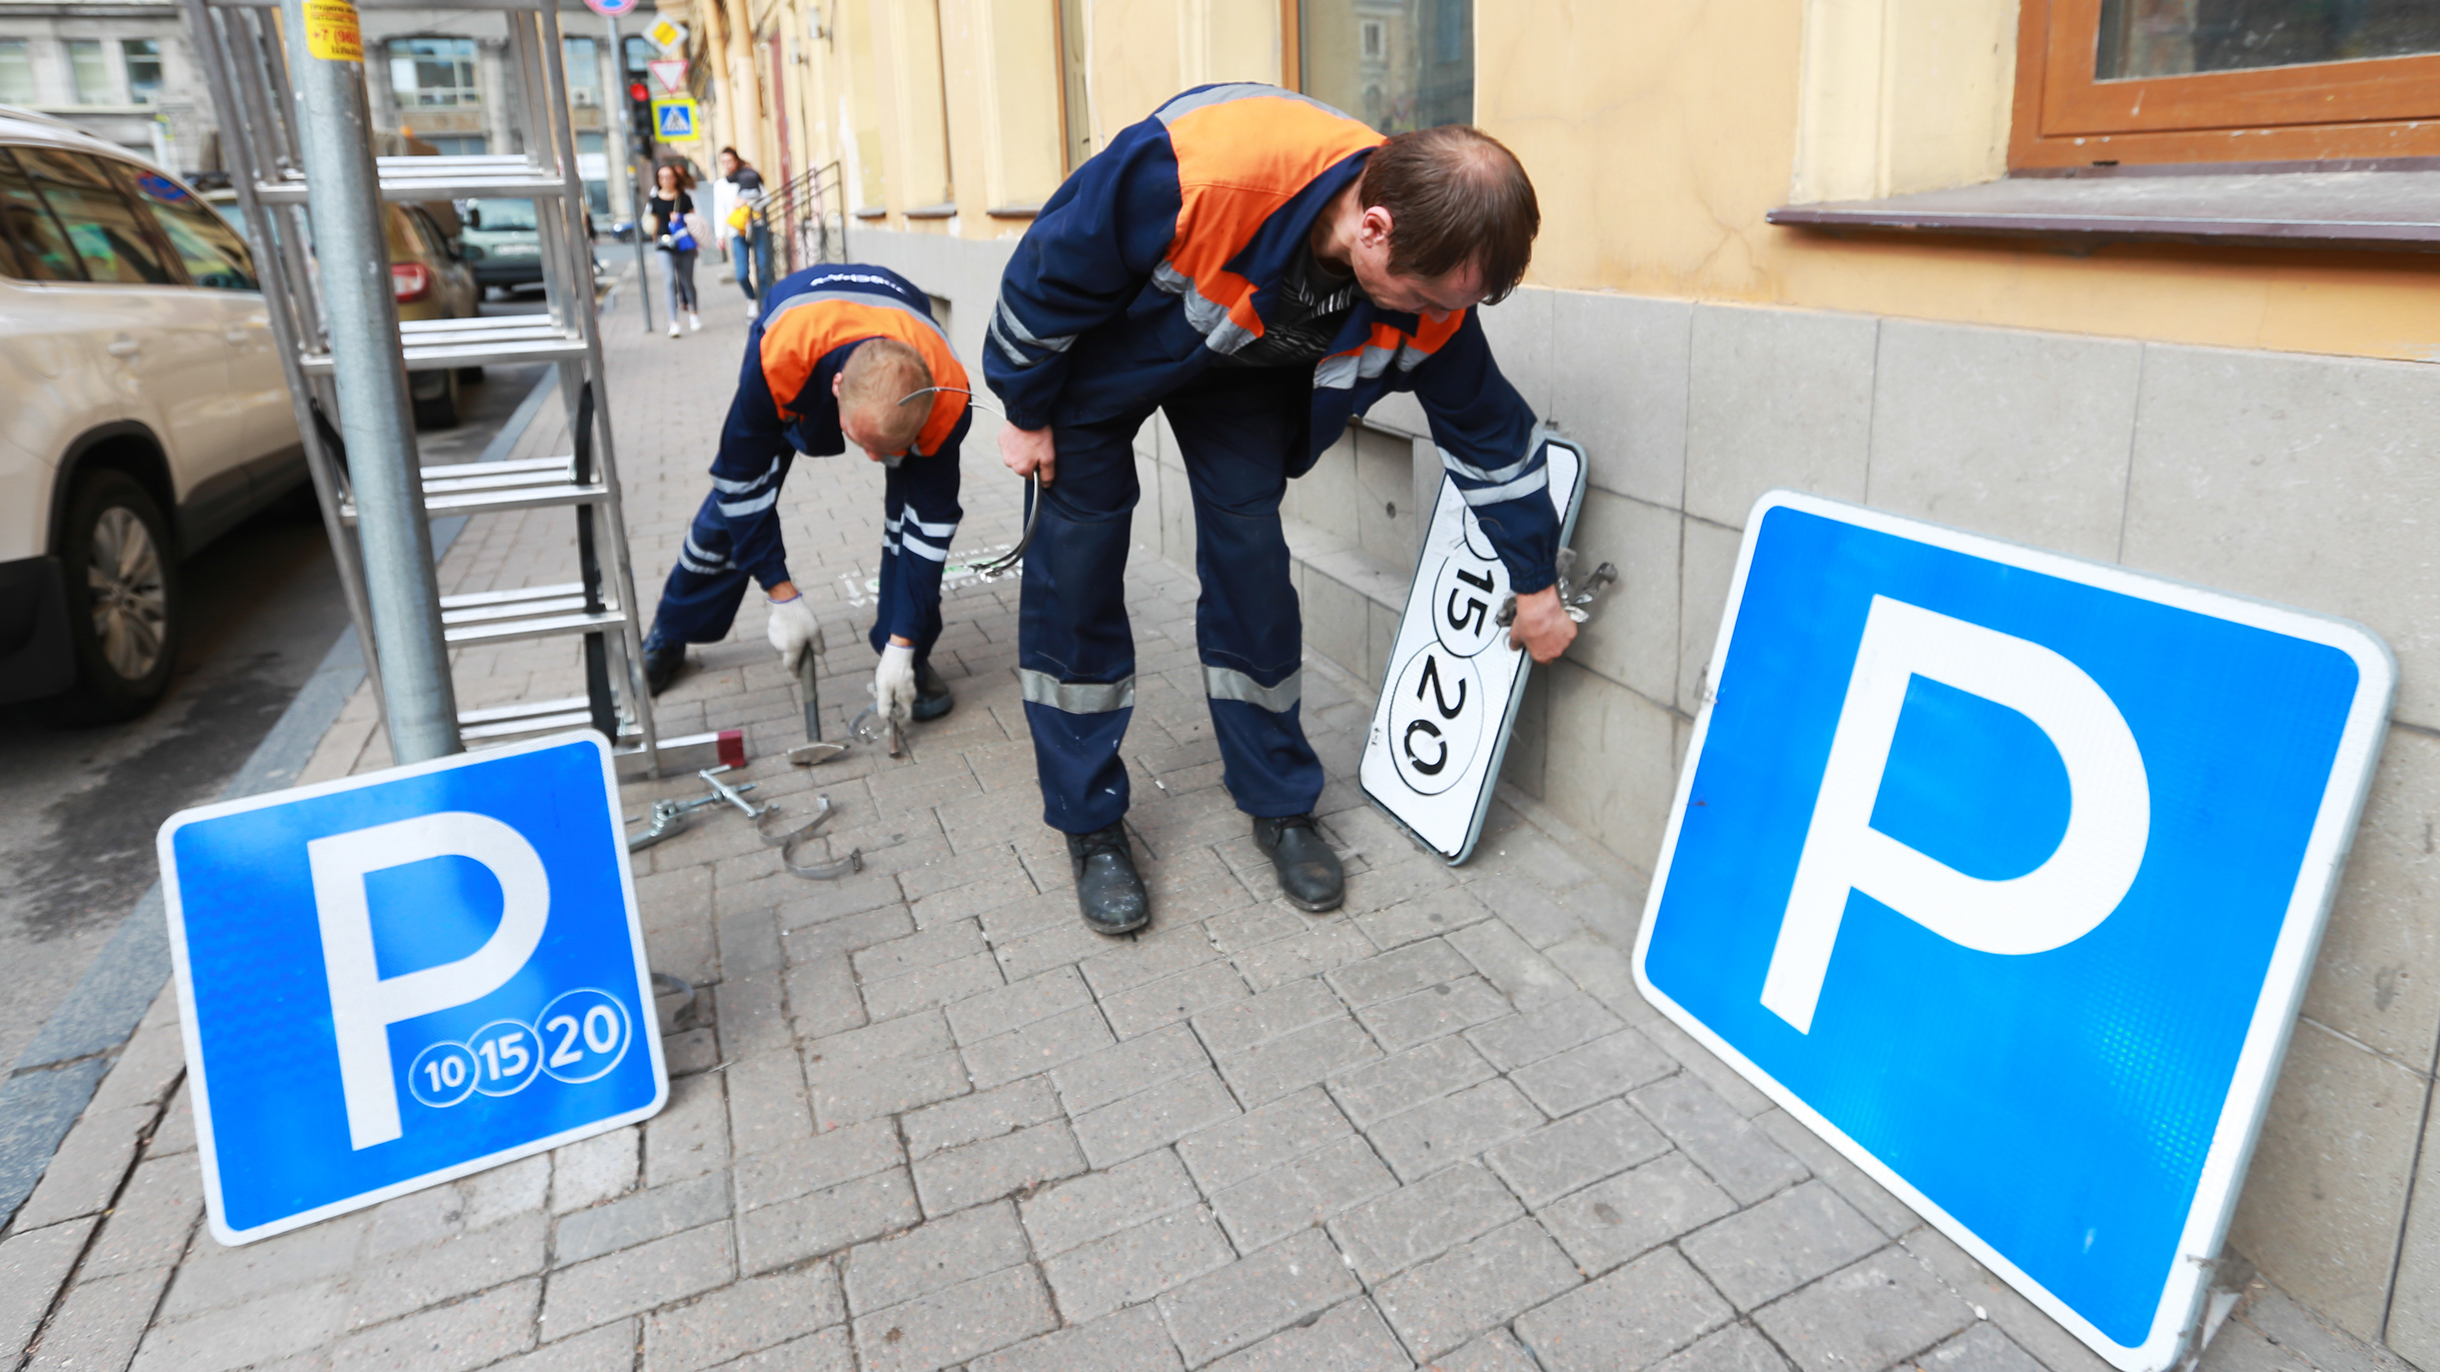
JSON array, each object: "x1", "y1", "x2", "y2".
[
  {"x1": 1020, "y1": 365, "x2": 1323, "y2": 834},
  {"x1": 646, "y1": 459, "x2": 956, "y2": 671}
]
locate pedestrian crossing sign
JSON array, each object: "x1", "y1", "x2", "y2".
[{"x1": 652, "y1": 97, "x2": 698, "y2": 142}]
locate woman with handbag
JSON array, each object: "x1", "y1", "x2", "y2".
[{"x1": 647, "y1": 161, "x2": 702, "y2": 337}]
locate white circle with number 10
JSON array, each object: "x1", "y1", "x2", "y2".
[
  {"x1": 1387, "y1": 646, "x2": 1485, "y2": 795},
  {"x1": 407, "y1": 1040, "x2": 477, "y2": 1109},
  {"x1": 539, "y1": 988, "x2": 633, "y2": 1084},
  {"x1": 466, "y1": 1019, "x2": 544, "y2": 1097}
]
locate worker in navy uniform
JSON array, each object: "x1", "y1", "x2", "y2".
[
  {"x1": 641, "y1": 263, "x2": 972, "y2": 726},
  {"x1": 986, "y1": 88, "x2": 1572, "y2": 935}
]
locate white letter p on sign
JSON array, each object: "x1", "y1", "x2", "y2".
[
  {"x1": 308, "y1": 813, "x2": 551, "y2": 1149},
  {"x1": 1761, "y1": 597, "x2": 2149, "y2": 1033}
]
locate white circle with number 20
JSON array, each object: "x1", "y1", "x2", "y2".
[
  {"x1": 1387, "y1": 647, "x2": 1484, "y2": 796},
  {"x1": 466, "y1": 1019, "x2": 544, "y2": 1097},
  {"x1": 408, "y1": 1040, "x2": 478, "y2": 1109},
  {"x1": 539, "y1": 989, "x2": 633, "y2": 1084}
]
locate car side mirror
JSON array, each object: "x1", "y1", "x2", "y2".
[{"x1": 464, "y1": 208, "x2": 481, "y2": 229}]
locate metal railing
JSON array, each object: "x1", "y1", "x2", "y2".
[{"x1": 757, "y1": 159, "x2": 847, "y2": 278}]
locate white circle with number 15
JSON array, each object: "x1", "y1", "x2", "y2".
[
  {"x1": 1387, "y1": 647, "x2": 1485, "y2": 796},
  {"x1": 539, "y1": 988, "x2": 634, "y2": 1084},
  {"x1": 466, "y1": 1019, "x2": 544, "y2": 1097}
]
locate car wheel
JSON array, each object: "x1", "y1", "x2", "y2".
[
  {"x1": 413, "y1": 367, "x2": 461, "y2": 429},
  {"x1": 36, "y1": 468, "x2": 180, "y2": 726}
]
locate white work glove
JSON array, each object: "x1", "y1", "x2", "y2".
[
  {"x1": 873, "y1": 641, "x2": 918, "y2": 725},
  {"x1": 766, "y1": 593, "x2": 822, "y2": 672}
]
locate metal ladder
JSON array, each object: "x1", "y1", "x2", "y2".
[{"x1": 181, "y1": 0, "x2": 700, "y2": 774}]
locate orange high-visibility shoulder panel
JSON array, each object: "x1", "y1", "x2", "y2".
[{"x1": 1163, "y1": 94, "x2": 1383, "y2": 340}]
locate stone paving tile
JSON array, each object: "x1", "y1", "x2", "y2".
[
  {"x1": 539, "y1": 1221, "x2": 737, "y2": 1339},
  {"x1": 127, "y1": 1277, "x2": 347, "y2": 1372},
  {"x1": 1210, "y1": 1134, "x2": 1398, "y2": 1252},
  {"x1": 845, "y1": 1200, "x2": 1030, "y2": 1313},
  {"x1": 1446, "y1": 921, "x2": 1581, "y2": 1012},
  {"x1": 2, "y1": 1217, "x2": 97, "y2": 1353},
  {"x1": 159, "y1": 1212, "x2": 368, "y2": 1321},
  {"x1": 1329, "y1": 1161, "x2": 1522, "y2": 1283},
  {"x1": 1020, "y1": 1147, "x2": 1201, "y2": 1257},
  {"x1": 1679, "y1": 1180, "x2": 1887, "y2": 1310},
  {"x1": 850, "y1": 1263, "x2": 1057, "y2": 1372},
  {"x1": 967, "y1": 1303, "x2": 1185, "y2": 1372},
  {"x1": 1428, "y1": 1328, "x2": 1544, "y2": 1372},
  {"x1": 910, "y1": 1118, "x2": 1087, "y2": 1215},
  {"x1": 1373, "y1": 1216, "x2": 1580, "y2": 1363},
  {"x1": 1751, "y1": 1248, "x2": 1977, "y2": 1372},
  {"x1": 1541, "y1": 1151, "x2": 1736, "y2": 1275},
  {"x1": 29, "y1": 1264, "x2": 170, "y2": 1372},
  {"x1": 1898, "y1": 1227, "x2": 2118, "y2": 1372},
  {"x1": 945, "y1": 967, "x2": 1093, "y2": 1045},
  {"x1": 345, "y1": 1213, "x2": 548, "y2": 1329},
  {"x1": 1071, "y1": 1067, "x2": 1243, "y2": 1166},
  {"x1": 1367, "y1": 1078, "x2": 1545, "y2": 1181},
  {"x1": 963, "y1": 1004, "x2": 1117, "y2": 1088},
  {"x1": 1631, "y1": 1071, "x2": 1809, "y2": 1206},
  {"x1": 640, "y1": 1267, "x2": 845, "y2": 1372},
  {"x1": 734, "y1": 1169, "x2": 920, "y2": 1274},
  {"x1": 735, "y1": 1117, "x2": 903, "y2": 1212},
  {"x1": 1465, "y1": 994, "x2": 1627, "y2": 1072},
  {"x1": 1357, "y1": 976, "x2": 1515, "y2": 1053},
  {"x1": 1233, "y1": 924, "x2": 1381, "y2": 993},
  {"x1": 852, "y1": 920, "x2": 988, "y2": 982},
  {"x1": 1512, "y1": 1030, "x2": 1677, "y2": 1118},
  {"x1": 1487, "y1": 1098, "x2": 1673, "y2": 1207},
  {"x1": 555, "y1": 1172, "x2": 731, "y2": 1267},
  {"x1": 902, "y1": 1075, "x2": 1061, "y2": 1158},
  {"x1": 1212, "y1": 1016, "x2": 1382, "y2": 1107},
  {"x1": 82, "y1": 1156, "x2": 202, "y2": 1280},
  {"x1": 1157, "y1": 1227, "x2": 1364, "y2": 1368},
  {"x1": 1355, "y1": 885, "x2": 1496, "y2": 951},
  {"x1": 1208, "y1": 1295, "x2": 1411, "y2": 1372},
  {"x1": 809, "y1": 1050, "x2": 971, "y2": 1128},
  {"x1": 1647, "y1": 1325, "x2": 1796, "y2": 1372},
  {"x1": 327, "y1": 1278, "x2": 537, "y2": 1372},
  {"x1": 1078, "y1": 921, "x2": 1226, "y2": 996},
  {"x1": 1043, "y1": 1205, "x2": 1237, "y2": 1323},
  {"x1": 1511, "y1": 1247, "x2": 1732, "y2": 1372},
  {"x1": 1329, "y1": 942, "x2": 1474, "y2": 1008},
  {"x1": 723, "y1": 1051, "x2": 815, "y2": 1159},
  {"x1": 705, "y1": 1326, "x2": 856, "y2": 1371},
  {"x1": 1753, "y1": 1110, "x2": 1917, "y2": 1238},
  {"x1": 862, "y1": 951, "x2": 1006, "y2": 1020},
  {"x1": 1102, "y1": 961, "x2": 1253, "y2": 1039},
  {"x1": 1193, "y1": 979, "x2": 1343, "y2": 1057},
  {"x1": 1176, "y1": 1087, "x2": 1355, "y2": 1192}
]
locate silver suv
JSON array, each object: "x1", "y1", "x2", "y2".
[{"x1": 0, "y1": 107, "x2": 303, "y2": 724}]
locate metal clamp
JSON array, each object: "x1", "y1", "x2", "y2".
[
  {"x1": 848, "y1": 703, "x2": 904, "y2": 758},
  {"x1": 894, "y1": 385, "x2": 1036, "y2": 582},
  {"x1": 625, "y1": 777, "x2": 759, "y2": 852},
  {"x1": 696, "y1": 766, "x2": 769, "y2": 819},
  {"x1": 756, "y1": 793, "x2": 838, "y2": 846},
  {"x1": 1496, "y1": 547, "x2": 1620, "y2": 631}
]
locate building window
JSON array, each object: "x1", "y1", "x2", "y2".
[
  {"x1": 421, "y1": 135, "x2": 488, "y2": 155},
  {"x1": 562, "y1": 36, "x2": 599, "y2": 107},
  {"x1": 68, "y1": 40, "x2": 114, "y2": 105},
  {"x1": 388, "y1": 38, "x2": 481, "y2": 109},
  {"x1": 1297, "y1": 0, "x2": 1473, "y2": 135},
  {"x1": 2015, "y1": 0, "x2": 2440, "y2": 166},
  {"x1": 122, "y1": 39, "x2": 162, "y2": 105},
  {"x1": 0, "y1": 40, "x2": 34, "y2": 104}
]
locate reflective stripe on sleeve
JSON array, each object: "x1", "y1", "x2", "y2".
[
  {"x1": 1438, "y1": 445, "x2": 1540, "y2": 486},
  {"x1": 1458, "y1": 468, "x2": 1550, "y2": 507}
]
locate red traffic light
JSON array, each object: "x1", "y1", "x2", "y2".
[{"x1": 628, "y1": 81, "x2": 649, "y2": 102}]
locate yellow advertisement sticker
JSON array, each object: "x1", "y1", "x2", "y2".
[{"x1": 303, "y1": 0, "x2": 363, "y2": 62}]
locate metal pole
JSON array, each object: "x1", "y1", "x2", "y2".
[
  {"x1": 609, "y1": 17, "x2": 654, "y2": 333},
  {"x1": 276, "y1": 0, "x2": 460, "y2": 763}
]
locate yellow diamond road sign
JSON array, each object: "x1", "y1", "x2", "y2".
[{"x1": 644, "y1": 15, "x2": 687, "y2": 54}]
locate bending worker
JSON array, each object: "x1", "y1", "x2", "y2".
[
  {"x1": 641, "y1": 262, "x2": 968, "y2": 727},
  {"x1": 987, "y1": 84, "x2": 1577, "y2": 935}
]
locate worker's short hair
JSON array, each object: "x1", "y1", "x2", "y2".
[
  {"x1": 838, "y1": 337, "x2": 934, "y2": 453},
  {"x1": 1358, "y1": 125, "x2": 1540, "y2": 305}
]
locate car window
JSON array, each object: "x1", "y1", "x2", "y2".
[
  {"x1": 124, "y1": 165, "x2": 257, "y2": 290},
  {"x1": 407, "y1": 205, "x2": 450, "y2": 260},
  {"x1": 470, "y1": 198, "x2": 538, "y2": 232},
  {"x1": 14, "y1": 146, "x2": 175, "y2": 286},
  {"x1": 0, "y1": 147, "x2": 86, "y2": 281}
]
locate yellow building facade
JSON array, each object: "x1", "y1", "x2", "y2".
[{"x1": 674, "y1": 0, "x2": 2440, "y2": 1356}]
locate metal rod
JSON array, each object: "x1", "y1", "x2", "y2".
[
  {"x1": 606, "y1": 14, "x2": 653, "y2": 332},
  {"x1": 276, "y1": 0, "x2": 460, "y2": 763}
]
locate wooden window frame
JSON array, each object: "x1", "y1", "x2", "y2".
[{"x1": 2011, "y1": 0, "x2": 2440, "y2": 169}]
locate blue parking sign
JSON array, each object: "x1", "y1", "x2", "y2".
[
  {"x1": 158, "y1": 731, "x2": 666, "y2": 1244},
  {"x1": 1634, "y1": 493, "x2": 2391, "y2": 1370}
]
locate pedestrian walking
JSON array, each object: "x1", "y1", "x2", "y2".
[
  {"x1": 647, "y1": 160, "x2": 702, "y2": 338},
  {"x1": 715, "y1": 146, "x2": 772, "y2": 318},
  {"x1": 640, "y1": 263, "x2": 969, "y2": 731},
  {"x1": 986, "y1": 84, "x2": 1573, "y2": 935}
]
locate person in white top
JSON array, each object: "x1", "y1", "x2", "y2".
[{"x1": 715, "y1": 146, "x2": 771, "y2": 320}]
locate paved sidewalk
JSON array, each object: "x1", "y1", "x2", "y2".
[{"x1": 2, "y1": 267, "x2": 2337, "y2": 1372}]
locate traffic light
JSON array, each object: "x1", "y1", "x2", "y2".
[{"x1": 626, "y1": 79, "x2": 655, "y2": 161}]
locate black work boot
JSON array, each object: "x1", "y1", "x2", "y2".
[
  {"x1": 1253, "y1": 814, "x2": 1343, "y2": 912},
  {"x1": 1067, "y1": 822, "x2": 1149, "y2": 934},
  {"x1": 911, "y1": 661, "x2": 954, "y2": 722},
  {"x1": 643, "y1": 637, "x2": 687, "y2": 696}
]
